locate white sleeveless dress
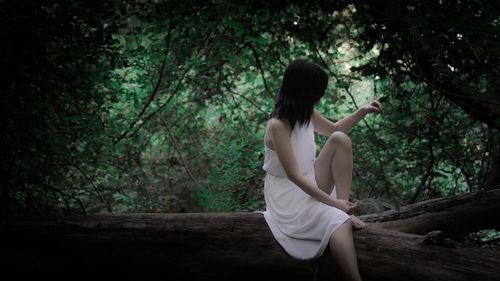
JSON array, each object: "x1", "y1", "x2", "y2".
[{"x1": 261, "y1": 122, "x2": 350, "y2": 260}]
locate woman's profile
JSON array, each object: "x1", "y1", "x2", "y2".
[{"x1": 261, "y1": 60, "x2": 381, "y2": 281}]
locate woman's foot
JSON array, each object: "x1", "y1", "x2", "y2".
[{"x1": 350, "y1": 215, "x2": 367, "y2": 229}]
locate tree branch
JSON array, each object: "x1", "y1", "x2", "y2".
[
  {"x1": 74, "y1": 165, "x2": 112, "y2": 213},
  {"x1": 344, "y1": 87, "x2": 392, "y2": 199},
  {"x1": 247, "y1": 42, "x2": 274, "y2": 99},
  {"x1": 9, "y1": 173, "x2": 86, "y2": 215},
  {"x1": 159, "y1": 114, "x2": 199, "y2": 188}
]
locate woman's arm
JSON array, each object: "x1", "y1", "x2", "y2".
[
  {"x1": 267, "y1": 119, "x2": 355, "y2": 212},
  {"x1": 313, "y1": 100, "x2": 382, "y2": 136}
]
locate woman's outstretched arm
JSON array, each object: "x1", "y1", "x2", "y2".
[
  {"x1": 267, "y1": 119, "x2": 357, "y2": 213},
  {"x1": 313, "y1": 100, "x2": 382, "y2": 136}
]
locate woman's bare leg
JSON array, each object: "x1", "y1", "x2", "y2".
[
  {"x1": 315, "y1": 131, "x2": 367, "y2": 229},
  {"x1": 315, "y1": 131, "x2": 353, "y2": 199},
  {"x1": 330, "y1": 220, "x2": 362, "y2": 281}
]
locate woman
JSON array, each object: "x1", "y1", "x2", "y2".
[{"x1": 262, "y1": 60, "x2": 381, "y2": 281}]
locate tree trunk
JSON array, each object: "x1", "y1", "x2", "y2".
[
  {"x1": 485, "y1": 140, "x2": 500, "y2": 189},
  {"x1": 360, "y1": 188, "x2": 500, "y2": 235},
  {"x1": 1, "y1": 189, "x2": 499, "y2": 280}
]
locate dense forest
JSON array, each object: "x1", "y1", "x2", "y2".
[{"x1": 1, "y1": 0, "x2": 499, "y2": 247}]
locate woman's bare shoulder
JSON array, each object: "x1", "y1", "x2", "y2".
[
  {"x1": 266, "y1": 118, "x2": 291, "y2": 150},
  {"x1": 267, "y1": 118, "x2": 291, "y2": 134}
]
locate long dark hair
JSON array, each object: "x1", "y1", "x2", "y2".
[{"x1": 270, "y1": 60, "x2": 328, "y2": 130}]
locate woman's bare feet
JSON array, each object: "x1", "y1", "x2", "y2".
[{"x1": 350, "y1": 215, "x2": 367, "y2": 229}]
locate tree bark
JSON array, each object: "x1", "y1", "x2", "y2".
[
  {"x1": 1, "y1": 189, "x2": 499, "y2": 280},
  {"x1": 360, "y1": 188, "x2": 500, "y2": 235},
  {"x1": 485, "y1": 140, "x2": 500, "y2": 189}
]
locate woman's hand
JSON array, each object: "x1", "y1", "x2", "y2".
[
  {"x1": 334, "y1": 199, "x2": 358, "y2": 215},
  {"x1": 362, "y1": 100, "x2": 382, "y2": 115}
]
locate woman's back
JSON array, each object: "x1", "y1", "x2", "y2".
[{"x1": 263, "y1": 121, "x2": 316, "y2": 178}]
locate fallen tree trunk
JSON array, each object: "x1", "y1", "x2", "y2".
[
  {"x1": 1, "y1": 190, "x2": 499, "y2": 280},
  {"x1": 360, "y1": 188, "x2": 500, "y2": 235}
]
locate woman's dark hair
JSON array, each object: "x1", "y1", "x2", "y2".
[{"x1": 270, "y1": 60, "x2": 328, "y2": 130}]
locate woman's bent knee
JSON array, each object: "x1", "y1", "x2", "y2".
[
  {"x1": 328, "y1": 131, "x2": 352, "y2": 148},
  {"x1": 331, "y1": 219, "x2": 352, "y2": 241}
]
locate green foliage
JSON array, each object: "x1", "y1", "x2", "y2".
[
  {"x1": 197, "y1": 132, "x2": 264, "y2": 212},
  {"x1": 1, "y1": 0, "x2": 126, "y2": 215},
  {"x1": 1, "y1": 0, "x2": 499, "y2": 220},
  {"x1": 468, "y1": 229, "x2": 500, "y2": 249},
  {"x1": 347, "y1": 77, "x2": 496, "y2": 204}
]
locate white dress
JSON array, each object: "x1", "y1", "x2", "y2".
[{"x1": 260, "y1": 122, "x2": 350, "y2": 260}]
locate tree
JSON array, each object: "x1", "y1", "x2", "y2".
[
  {"x1": 0, "y1": 0, "x2": 127, "y2": 216},
  {"x1": 351, "y1": 0, "x2": 500, "y2": 189},
  {"x1": 1, "y1": 188, "x2": 499, "y2": 280},
  {"x1": 1, "y1": 0, "x2": 498, "y2": 224}
]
